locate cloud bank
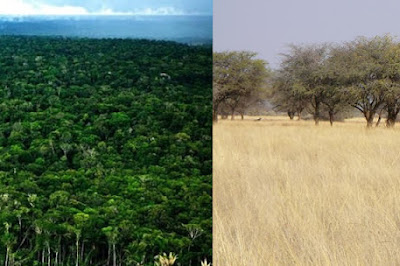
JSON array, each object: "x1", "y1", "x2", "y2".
[{"x1": 0, "y1": 0, "x2": 185, "y2": 15}]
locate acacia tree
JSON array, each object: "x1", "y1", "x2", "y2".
[
  {"x1": 271, "y1": 72, "x2": 309, "y2": 120},
  {"x1": 381, "y1": 41, "x2": 400, "y2": 127},
  {"x1": 269, "y1": 35, "x2": 400, "y2": 127},
  {"x1": 213, "y1": 51, "x2": 269, "y2": 121},
  {"x1": 320, "y1": 85, "x2": 348, "y2": 126},
  {"x1": 332, "y1": 36, "x2": 398, "y2": 127},
  {"x1": 235, "y1": 93, "x2": 263, "y2": 120},
  {"x1": 317, "y1": 55, "x2": 350, "y2": 126},
  {"x1": 277, "y1": 44, "x2": 330, "y2": 125}
]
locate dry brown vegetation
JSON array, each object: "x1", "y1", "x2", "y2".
[{"x1": 214, "y1": 116, "x2": 400, "y2": 265}]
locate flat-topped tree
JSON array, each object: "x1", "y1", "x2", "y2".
[
  {"x1": 213, "y1": 51, "x2": 269, "y2": 121},
  {"x1": 277, "y1": 44, "x2": 331, "y2": 125},
  {"x1": 332, "y1": 35, "x2": 400, "y2": 127},
  {"x1": 271, "y1": 72, "x2": 309, "y2": 120}
]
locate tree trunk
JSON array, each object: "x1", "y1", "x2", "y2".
[
  {"x1": 213, "y1": 101, "x2": 220, "y2": 122},
  {"x1": 365, "y1": 111, "x2": 374, "y2": 128},
  {"x1": 112, "y1": 243, "x2": 116, "y2": 266},
  {"x1": 107, "y1": 244, "x2": 111, "y2": 266},
  {"x1": 288, "y1": 111, "x2": 295, "y2": 120},
  {"x1": 314, "y1": 100, "x2": 320, "y2": 126},
  {"x1": 296, "y1": 107, "x2": 304, "y2": 121},
  {"x1": 376, "y1": 115, "x2": 382, "y2": 127},
  {"x1": 61, "y1": 243, "x2": 65, "y2": 266},
  {"x1": 240, "y1": 113, "x2": 244, "y2": 120},
  {"x1": 212, "y1": 108, "x2": 218, "y2": 122},
  {"x1": 386, "y1": 107, "x2": 398, "y2": 128},
  {"x1": 81, "y1": 241, "x2": 85, "y2": 264},
  {"x1": 329, "y1": 111, "x2": 334, "y2": 126},
  {"x1": 386, "y1": 115, "x2": 396, "y2": 127},
  {"x1": 375, "y1": 107, "x2": 386, "y2": 127},
  {"x1": 5, "y1": 247, "x2": 9, "y2": 266},
  {"x1": 230, "y1": 109, "x2": 235, "y2": 120},
  {"x1": 48, "y1": 244, "x2": 51, "y2": 266},
  {"x1": 76, "y1": 238, "x2": 79, "y2": 266}
]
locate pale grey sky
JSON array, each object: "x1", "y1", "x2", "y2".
[{"x1": 214, "y1": 0, "x2": 400, "y2": 68}]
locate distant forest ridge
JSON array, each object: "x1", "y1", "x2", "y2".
[{"x1": 0, "y1": 15, "x2": 213, "y2": 44}]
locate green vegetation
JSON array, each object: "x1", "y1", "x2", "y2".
[
  {"x1": 214, "y1": 35, "x2": 400, "y2": 128},
  {"x1": 271, "y1": 35, "x2": 400, "y2": 127},
  {"x1": 0, "y1": 36, "x2": 212, "y2": 265},
  {"x1": 213, "y1": 51, "x2": 270, "y2": 121}
]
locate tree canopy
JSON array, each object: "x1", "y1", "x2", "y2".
[
  {"x1": 213, "y1": 51, "x2": 270, "y2": 121},
  {"x1": 0, "y1": 36, "x2": 212, "y2": 265},
  {"x1": 269, "y1": 35, "x2": 400, "y2": 127}
]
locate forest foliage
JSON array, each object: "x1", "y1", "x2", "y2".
[{"x1": 0, "y1": 36, "x2": 212, "y2": 265}]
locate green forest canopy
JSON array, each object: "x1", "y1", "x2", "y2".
[{"x1": 0, "y1": 36, "x2": 212, "y2": 265}]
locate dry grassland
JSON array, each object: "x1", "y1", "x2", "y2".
[{"x1": 214, "y1": 116, "x2": 400, "y2": 265}]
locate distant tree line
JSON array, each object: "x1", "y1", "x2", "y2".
[{"x1": 214, "y1": 35, "x2": 400, "y2": 127}]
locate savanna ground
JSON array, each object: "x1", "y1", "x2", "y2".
[{"x1": 214, "y1": 116, "x2": 400, "y2": 265}]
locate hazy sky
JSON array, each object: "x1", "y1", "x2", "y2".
[
  {"x1": 0, "y1": 0, "x2": 212, "y2": 16},
  {"x1": 214, "y1": 0, "x2": 400, "y2": 68}
]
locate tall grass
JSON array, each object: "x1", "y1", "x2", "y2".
[{"x1": 214, "y1": 117, "x2": 400, "y2": 265}]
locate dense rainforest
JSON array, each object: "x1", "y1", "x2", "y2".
[{"x1": 0, "y1": 36, "x2": 212, "y2": 265}]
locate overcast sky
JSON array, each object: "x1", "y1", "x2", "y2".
[
  {"x1": 0, "y1": 0, "x2": 212, "y2": 16},
  {"x1": 214, "y1": 0, "x2": 400, "y2": 68}
]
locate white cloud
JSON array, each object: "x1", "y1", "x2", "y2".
[
  {"x1": 137, "y1": 7, "x2": 184, "y2": 16},
  {"x1": 0, "y1": 0, "x2": 184, "y2": 16},
  {"x1": 38, "y1": 4, "x2": 88, "y2": 15},
  {"x1": 92, "y1": 7, "x2": 184, "y2": 16},
  {"x1": 0, "y1": 0, "x2": 88, "y2": 15}
]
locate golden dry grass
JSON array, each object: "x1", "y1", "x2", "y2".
[{"x1": 214, "y1": 116, "x2": 400, "y2": 265}]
